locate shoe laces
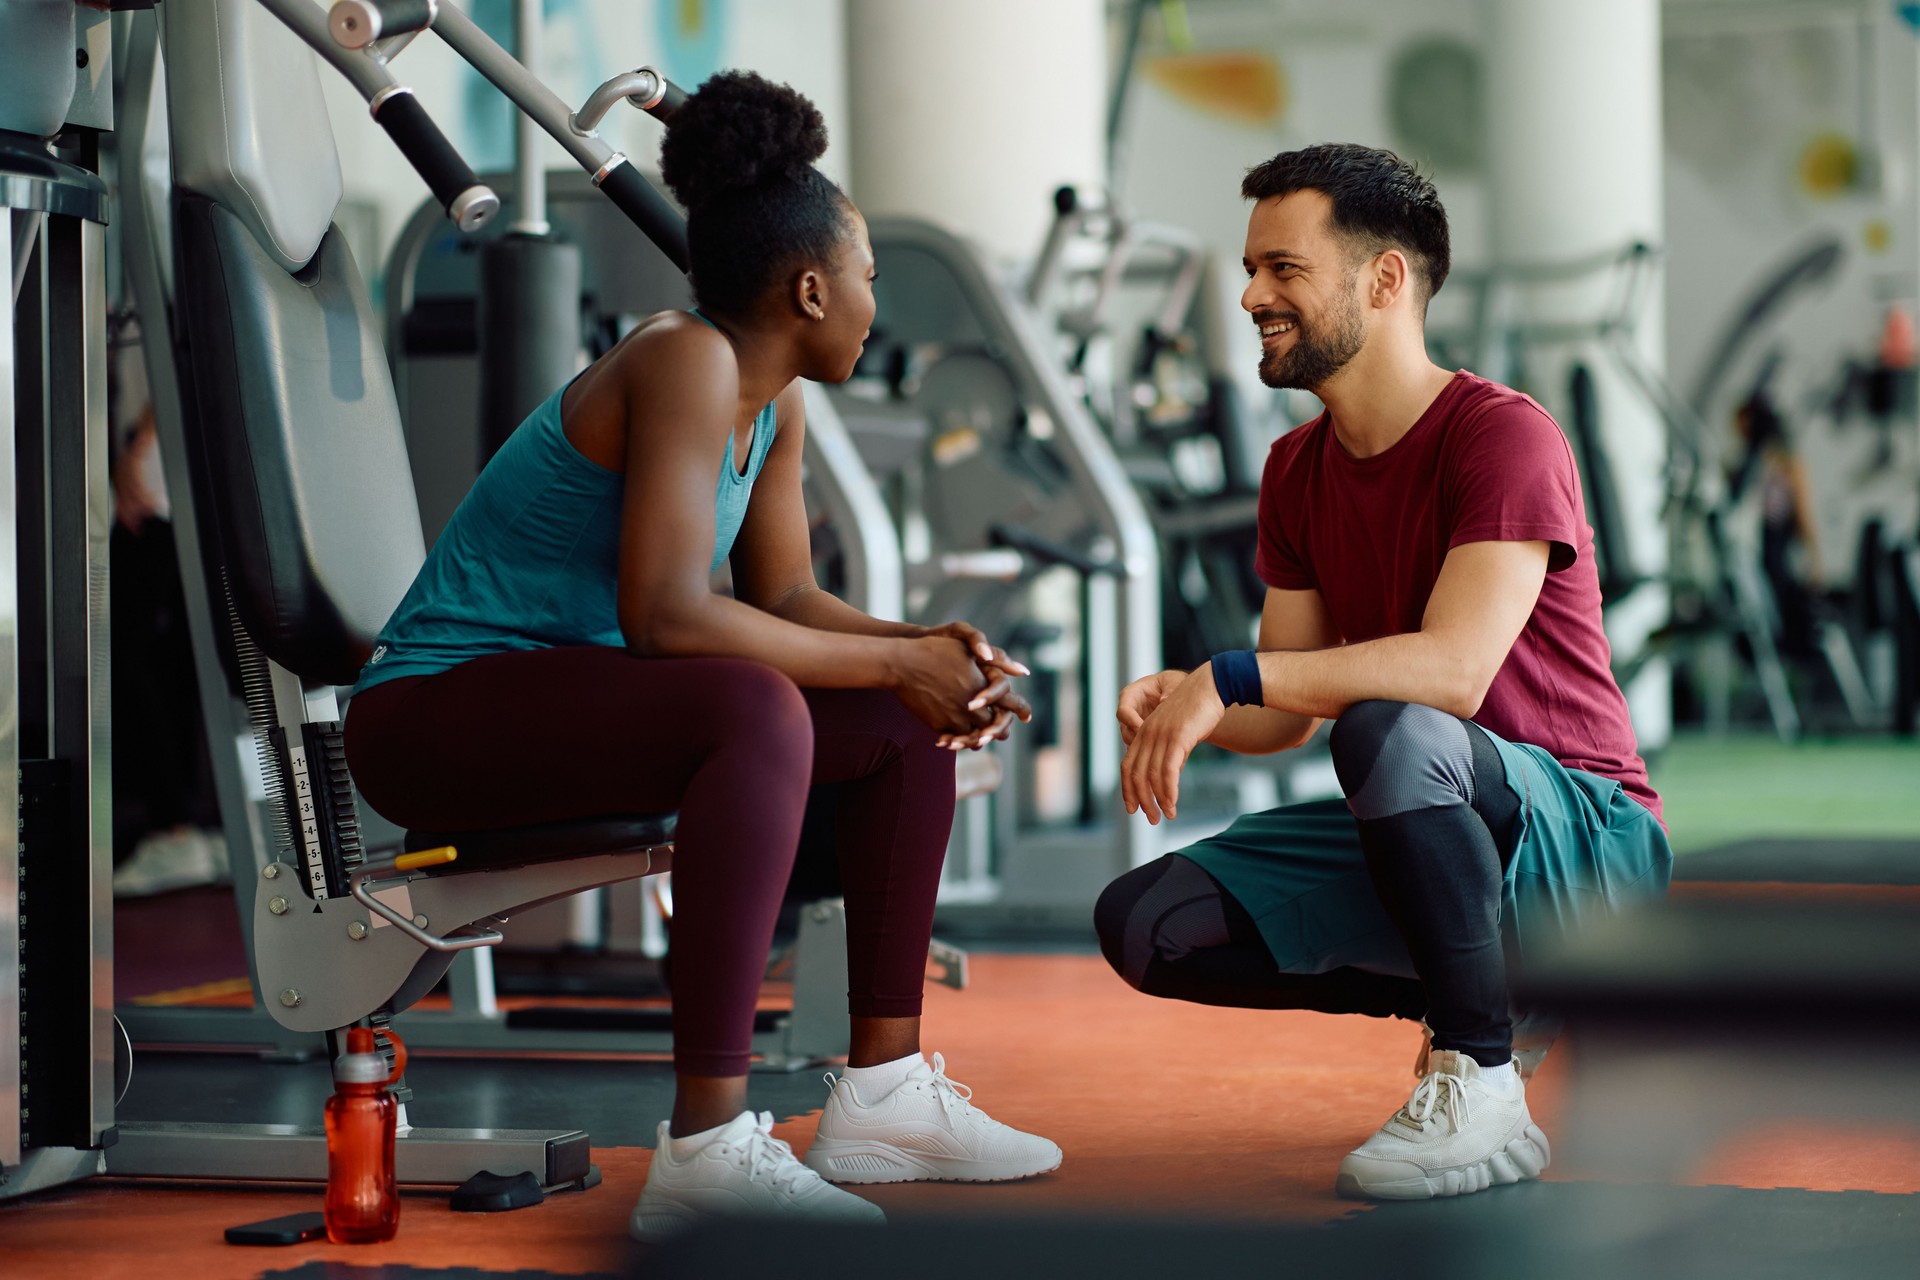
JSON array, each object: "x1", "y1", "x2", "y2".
[
  {"x1": 1396, "y1": 1064, "x2": 1471, "y2": 1135},
  {"x1": 732, "y1": 1111, "x2": 814, "y2": 1192},
  {"x1": 919, "y1": 1052, "x2": 982, "y2": 1125}
]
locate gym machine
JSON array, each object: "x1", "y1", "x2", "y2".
[
  {"x1": 117, "y1": 0, "x2": 959, "y2": 1078},
  {"x1": 5, "y1": 0, "x2": 868, "y2": 1201},
  {"x1": 1, "y1": 0, "x2": 122, "y2": 1204}
]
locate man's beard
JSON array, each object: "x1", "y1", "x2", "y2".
[{"x1": 1256, "y1": 293, "x2": 1367, "y2": 391}]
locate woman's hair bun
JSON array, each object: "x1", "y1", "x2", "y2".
[{"x1": 660, "y1": 70, "x2": 828, "y2": 212}]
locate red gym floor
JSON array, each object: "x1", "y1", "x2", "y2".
[{"x1": 5, "y1": 950, "x2": 1919, "y2": 1279}]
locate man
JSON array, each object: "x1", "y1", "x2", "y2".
[{"x1": 1093, "y1": 144, "x2": 1670, "y2": 1201}]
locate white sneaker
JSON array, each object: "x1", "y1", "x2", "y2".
[
  {"x1": 1337, "y1": 1050, "x2": 1550, "y2": 1201},
  {"x1": 112, "y1": 827, "x2": 227, "y2": 898},
  {"x1": 629, "y1": 1110, "x2": 885, "y2": 1241},
  {"x1": 803, "y1": 1052, "x2": 1062, "y2": 1184}
]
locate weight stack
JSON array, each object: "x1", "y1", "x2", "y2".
[{"x1": 18, "y1": 759, "x2": 94, "y2": 1152}]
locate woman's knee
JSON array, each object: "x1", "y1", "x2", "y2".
[{"x1": 705, "y1": 660, "x2": 813, "y2": 760}]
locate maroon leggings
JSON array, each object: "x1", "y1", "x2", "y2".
[{"x1": 344, "y1": 646, "x2": 956, "y2": 1076}]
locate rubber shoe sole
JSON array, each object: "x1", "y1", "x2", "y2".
[
  {"x1": 805, "y1": 1136, "x2": 1062, "y2": 1185},
  {"x1": 628, "y1": 1204, "x2": 701, "y2": 1243},
  {"x1": 1334, "y1": 1123, "x2": 1551, "y2": 1201}
]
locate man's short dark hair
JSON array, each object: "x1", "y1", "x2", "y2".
[{"x1": 1242, "y1": 143, "x2": 1451, "y2": 307}]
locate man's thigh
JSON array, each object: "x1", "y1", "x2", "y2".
[
  {"x1": 1174, "y1": 797, "x2": 1418, "y2": 979},
  {"x1": 1173, "y1": 737, "x2": 1673, "y2": 980}
]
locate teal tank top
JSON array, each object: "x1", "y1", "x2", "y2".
[{"x1": 354, "y1": 341, "x2": 777, "y2": 696}]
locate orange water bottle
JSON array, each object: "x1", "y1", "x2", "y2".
[{"x1": 324, "y1": 1027, "x2": 406, "y2": 1243}]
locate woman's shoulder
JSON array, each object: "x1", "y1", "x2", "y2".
[
  {"x1": 613, "y1": 310, "x2": 736, "y2": 377},
  {"x1": 576, "y1": 312, "x2": 740, "y2": 417}
]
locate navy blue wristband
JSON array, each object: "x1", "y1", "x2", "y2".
[{"x1": 1209, "y1": 649, "x2": 1264, "y2": 707}]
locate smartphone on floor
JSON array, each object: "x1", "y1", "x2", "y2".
[{"x1": 225, "y1": 1211, "x2": 327, "y2": 1245}]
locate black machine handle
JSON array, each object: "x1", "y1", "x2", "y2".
[
  {"x1": 641, "y1": 74, "x2": 689, "y2": 122},
  {"x1": 988, "y1": 524, "x2": 1123, "y2": 578},
  {"x1": 596, "y1": 158, "x2": 691, "y2": 273},
  {"x1": 370, "y1": 87, "x2": 499, "y2": 233},
  {"x1": 329, "y1": 0, "x2": 438, "y2": 49}
]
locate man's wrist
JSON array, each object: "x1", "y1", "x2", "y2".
[{"x1": 1209, "y1": 649, "x2": 1265, "y2": 707}]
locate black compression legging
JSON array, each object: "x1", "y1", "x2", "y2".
[
  {"x1": 345, "y1": 646, "x2": 956, "y2": 1077},
  {"x1": 1096, "y1": 700, "x2": 1522, "y2": 1065},
  {"x1": 1094, "y1": 853, "x2": 1431, "y2": 1019}
]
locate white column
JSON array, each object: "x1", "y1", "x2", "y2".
[
  {"x1": 845, "y1": 0, "x2": 1106, "y2": 261},
  {"x1": 1484, "y1": 0, "x2": 1671, "y2": 747}
]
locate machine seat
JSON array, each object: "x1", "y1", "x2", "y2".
[{"x1": 402, "y1": 813, "x2": 677, "y2": 873}]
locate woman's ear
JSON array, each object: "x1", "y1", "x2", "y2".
[{"x1": 793, "y1": 267, "x2": 828, "y2": 321}]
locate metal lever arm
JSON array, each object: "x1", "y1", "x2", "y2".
[
  {"x1": 351, "y1": 873, "x2": 504, "y2": 953},
  {"x1": 573, "y1": 66, "x2": 688, "y2": 134}
]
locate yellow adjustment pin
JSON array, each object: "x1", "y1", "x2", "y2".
[{"x1": 394, "y1": 846, "x2": 458, "y2": 872}]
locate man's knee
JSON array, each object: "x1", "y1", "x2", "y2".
[
  {"x1": 1095, "y1": 854, "x2": 1235, "y2": 992},
  {"x1": 1328, "y1": 700, "x2": 1420, "y2": 783},
  {"x1": 1093, "y1": 864, "x2": 1154, "y2": 988},
  {"x1": 1330, "y1": 700, "x2": 1475, "y2": 821}
]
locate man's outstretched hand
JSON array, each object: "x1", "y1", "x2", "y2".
[{"x1": 1119, "y1": 663, "x2": 1226, "y2": 824}]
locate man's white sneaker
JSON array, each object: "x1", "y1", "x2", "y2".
[
  {"x1": 803, "y1": 1052, "x2": 1062, "y2": 1184},
  {"x1": 630, "y1": 1110, "x2": 885, "y2": 1242},
  {"x1": 1338, "y1": 1050, "x2": 1550, "y2": 1201}
]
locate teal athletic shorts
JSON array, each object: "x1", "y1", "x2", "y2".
[{"x1": 1178, "y1": 728, "x2": 1673, "y2": 980}]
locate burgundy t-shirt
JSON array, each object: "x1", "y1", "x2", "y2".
[{"x1": 1255, "y1": 371, "x2": 1660, "y2": 819}]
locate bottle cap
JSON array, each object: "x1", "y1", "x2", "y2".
[{"x1": 333, "y1": 1026, "x2": 390, "y2": 1085}]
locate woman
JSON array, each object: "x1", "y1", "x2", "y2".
[{"x1": 344, "y1": 71, "x2": 1059, "y2": 1238}]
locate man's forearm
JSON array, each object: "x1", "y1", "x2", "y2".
[
  {"x1": 1254, "y1": 632, "x2": 1483, "y2": 721},
  {"x1": 1206, "y1": 702, "x2": 1317, "y2": 755}
]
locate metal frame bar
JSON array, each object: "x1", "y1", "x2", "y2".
[
  {"x1": 255, "y1": 0, "x2": 398, "y2": 99},
  {"x1": 1, "y1": 201, "x2": 20, "y2": 1174},
  {"x1": 115, "y1": 9, "x2": 319, "y2": 1058},
  {"x1": 508, "y1": 0, "x2": 547, "y2": 236},
  {"x1": 107, "y1": 1120, "x2": 591, "y2": 1187},
  {"x1": 43, "y1": 210, "x2": 117, "y2": 1149},
  {"x1": 428, "y1": 3, "x2": 620, "y2": 177}
]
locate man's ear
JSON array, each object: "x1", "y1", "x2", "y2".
[{"x1": 1370, "y1": 249, "x2": 1413, "y2": 310}]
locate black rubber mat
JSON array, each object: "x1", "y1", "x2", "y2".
[
  {"x1": 1672, "y1": 837, "x2": 1920, "y2": 885},
  {"x1": 647, "y1": 1184, "x2": 1920, "y2": 1280},
  {"x1": 118, "y1": 1051, "x2": 829, "y2": 1149}
]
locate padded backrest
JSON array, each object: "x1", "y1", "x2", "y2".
[
  {"x1": 161, "y1": 0, "x2": 342, "y2": 274},
  {"x1": 0, "y1": 0, "x2": 77, "y2": 137},
  {"x1": 175, "y1": 195, "x2": 426, "y2": 685}
]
